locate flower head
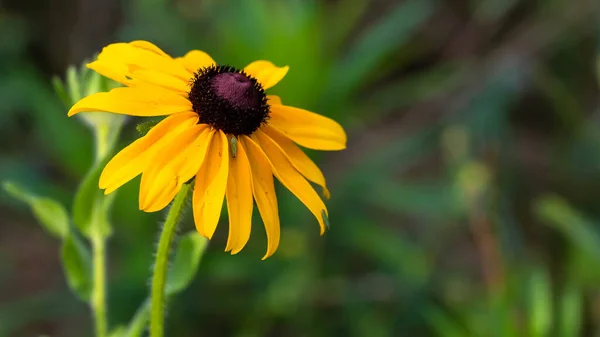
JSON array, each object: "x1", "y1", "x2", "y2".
[{"x1": 68, "y1": 41, "x2": 346, "y2": 258}]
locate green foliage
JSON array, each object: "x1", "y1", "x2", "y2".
[
  {"x1": 2, "y1": 181, "x2": 69, "y2": 239},
  {"x1": 73, "y1": 155, "x2": 115, "y2": 238},
  {"x1": 166, "y1": 232, "x2": 209, "y2": 295},
  {"x1": 1, "y1": 0, "x2": 599, "y2": 336},
  {"x1": 61, "y1": 234, "x2": 93, "y2": 300}
]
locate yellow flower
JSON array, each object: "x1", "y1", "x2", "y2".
[{"x1": 68, "y1": 40, "x2": 346, "y2": 258}]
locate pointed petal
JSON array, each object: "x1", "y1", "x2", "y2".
[
  {"x1": 244, "y1": 61, "x2": 289, "y2": 90},
  {"x1": 225, "y1": 139, "x2": 253, "y2": 253},
  {"x1": 254, "y1": 132, "x2": 328, "y2": 235},
  {"x1": 261, "y1": 126, "x2": 330, "y2": 198},
  {"x1": 176, "y1": 50, "x2": 216, "y2": 74},
  {"x1": 93, "y1": 42, "x2": 190, "y2": 80},
  {"x1": 268, "y1": 104, "x2": 346, "y2": 151},
  {"x1": 68, "y1": 86, "x2": 192, "y2": 117},
  {"x1": 139, "y1": 125, "x2": 211, "y2": 212},
  {"x1": 99, "y1": 112, "x2": 198, "y2": 193},
  {"x1": 192, "y1": 131, "x2": 229, "y2": 239},
  {"x1": 242, "y1": 136, "x2": 280, "y2": 259},
  {"x1": 129, "y1": 40, "x2": 170, "y2": 57}
]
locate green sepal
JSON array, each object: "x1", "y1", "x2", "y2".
[
  {"x1": 165, "y1": 232, "x2": 209, "y2": 295},
  {"x1": 3, "y1": 181, "x2": 69, "y2": 239},
  {"x1": 61, "y1": 233, "x2": 93, "y2": 301}
]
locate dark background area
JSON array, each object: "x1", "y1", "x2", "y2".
[{"x1": 1, "y1": 0, "x2": 600, "y2": 336}]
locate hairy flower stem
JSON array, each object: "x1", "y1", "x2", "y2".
[
  {"x1": 150, "y1": 183, "x2": 192, "y2": 337},
  {"x1": 91, "y1": 233, "x2": 108, "y2": 337}
]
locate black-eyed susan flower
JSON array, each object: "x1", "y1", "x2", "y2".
[{"x1": 68, "y1": 41, "x2": 346, "y2": 258}]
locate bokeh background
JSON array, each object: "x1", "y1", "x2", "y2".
[{"x1": 1, "y1": 0, "x2": 600, "y2": 336}]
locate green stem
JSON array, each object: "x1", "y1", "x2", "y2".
[
  {"x1": 150, "y1": 183, "x2": 192, "y2": 337},
  {"x1": 91, "y1": 233, "x2": 108, "y2": 337}
]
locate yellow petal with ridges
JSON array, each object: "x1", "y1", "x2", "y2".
[
  {"x1": 261, "y1": 126, "x2": 330, "y2": 199},
  {"x1": 94, "y1": 42, "x2": 190, "y2": 80},
  {"x1": 129, "y1": 40, "x2": 170, "y2": 57},
  {"x1": 176, "y1": 50, "x2": 216, "y2": 74},
  {"x1": 99, "y1": 112, "x2": 198, "y2": 194},
  {"x1": 68, "y1": 86, "x2": 192, "y2": 117},
  {"x1": 268, "y1": 104, "x2": 347, "y2": 151},
  {"x1": 254, "y1": 132, "x2": 328, "y2": 235},
  {"x1": 139, "y1": 125, "x2": 211, "y2": 212},
  {"x1": 242, "y1": 136, "x2": 280, "y2": 259},
  {"x1": 244, "y1": 60, "x2": 289, "y2": 90},
  {"x1": 193, "y1": 131, "x2": 229, "y2": 239},
  {"x1": 87, "y1": 60, "x2": 132, "y2": 85},
  {"x1": 225, "y1": 139, "x2": 253, "y2": 253},
  {"x1": 129, "y1": 69, "x2": 190, "y2": 94}
]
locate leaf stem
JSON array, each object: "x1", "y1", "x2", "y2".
[
  {"x1": 150, "y1": 183, "x2": 192, "y2": 337},
  {"x1": 91, "y1": 233, "x2": 108, "y2": 337}
]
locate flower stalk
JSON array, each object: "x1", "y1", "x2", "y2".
[
  {"x1": 91, "y1": 233, "x2": 108, "y2": 337},
  {"x1": 150, "y1": 183, "x2": 192, "y2": 337}
]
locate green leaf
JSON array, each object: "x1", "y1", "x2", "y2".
[
  {"x1": 558, "y1": 281, "x2": 582, "y2": 337},
  {"x1": 165, "y1": 232, "x2": 209, "y2": 295},
  {"x1": 330, "y1": 0, "x2": 434, "y2": 98},
  {"x1": 527, "y1": 266, "x2": 552, "y2": 337},
  {"x1": 72, "y1": 155, "x2": 114, "y2": 238},
  {"x1": 534, "y1": 195, "x2": 600, "y2": 261},
  {"x1": 51, "y1": 76, "x2": 71, "y2": 108},
  {"x1": 108, "y1": 325, "x2": 127, "y2": 337},
  {"x1": 66, "y1": 65, "x2": 82, "y2": 103},
  {"x1": 424, "y1": 305, "x2": 469, "y2": 337},
  {"x1": 2, "y1": 181, "x2": 69, "y2": 239},
  {"x1": 61, "y1": 234, "x2": 92, "y2": 301}
]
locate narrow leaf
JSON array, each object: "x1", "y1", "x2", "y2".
[
  {"x1": 51, "y1": 76, "x2": 71, "y2": 107},
  {"x1": 108, "y1": 326, "x2": 127, "y2": 337},
  {"x1": 527, "y1": 266, "x2": 552, "y2": 337},
  {"x1": 3, "y1": 181, "x2": 69, "y2": 239},
  {"x1": 166, "y1": 232, "x2": 209, "y2": 295},
  {"x1": 61, "y1": 234, "x2": 92, "y2": 301},
  {"x1": 558, "y1": 281, "x2": 582, "y2": 337}
]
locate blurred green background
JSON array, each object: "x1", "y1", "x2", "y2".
[{"x1": 1, "y1": 0, "x2": 600, "y2": 336}]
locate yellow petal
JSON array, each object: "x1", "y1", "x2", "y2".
[
  {"x1": 244, "y1": 60, "x2": 289, "y2": 90},
  {"x1": 139, "y1": 125, "x2": 211, "y2": 212},
  {"x1": 261, "y1": 126, "x2": 330, "y2": 198},
  {"x1": 224, "y1": 139, "x2": 253, "y2": 254},
  {"x1": 129, "y1": 69, "x2": 190, "y2": 93},
  {"x1": 129, "y1": 40, "x2": 169, "y2": 57},
  {"x1": 254, "y1": 132, "x2": 328, "y2": 235},
  {"x1": 87, "y1": 60, "x2": 132, "y2": 85},
  {"x1": 267, "y1": 95, "x2": 282, "y2": 105},
  {"x1": 192, "y1": 131, "x2": 229, "y2": 239},
  {"x1": 99, "y1": 112, "x2": 198, "y2": 193},
  {"x1": 241, "y1": 136, "x2": 280, "y2": 259},
  {"x1": 176, "y1": 50, "x2": 216, "y2": 74},
  {"x1": 91, "y1": 42, "x2": 190, "y2": 81},
  {"x1": 68, "y1": 86, "x2": 192, "y2": 117},
  {"x1": 268, "y1": 104, "x2": 347, "y2": 151}
]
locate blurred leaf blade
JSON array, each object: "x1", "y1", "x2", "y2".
[
  {"x1": 61, "y1": 234, "x2": 93, "y2": 301},
  {"x1": 2, "y1": 181, "x2": 69, "y2": 239},
  {"x1": 166, "y1": 232, "x2": 209, "y2": 295}
]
